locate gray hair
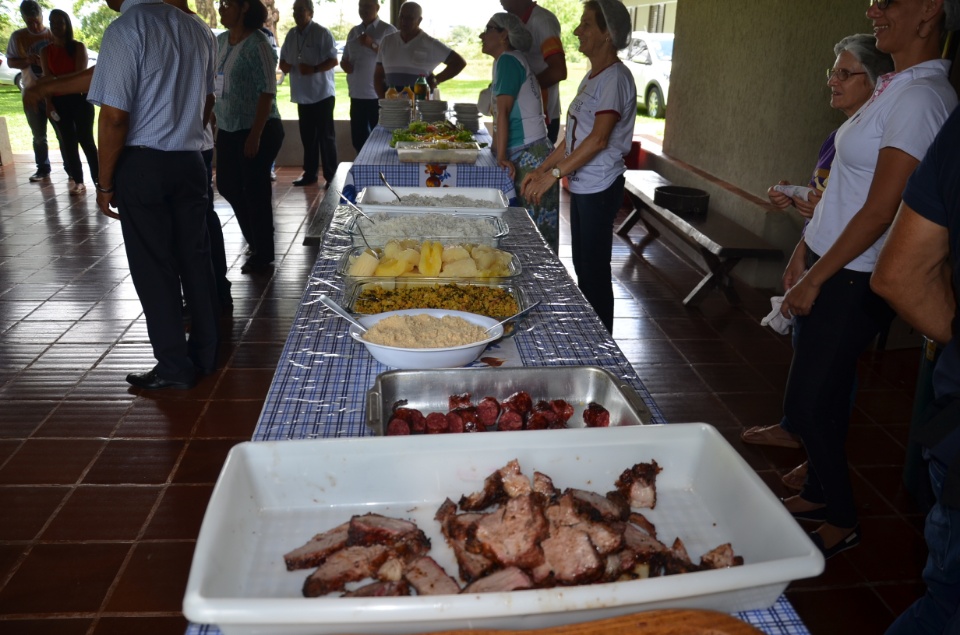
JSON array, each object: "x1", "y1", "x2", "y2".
[
  {"x1": 20, "y1": 0, "x2": 41, "y2": 17},
  {"x1": 399, "y1": 1, "x2": 422, "y2": 19},
  {"x1": 945, "y1": 0, "x2": 960, "y2": 31},
  {"x1": 834, "y1": 34, "x2": 894, "y2": 86},
  {"x1": 490, "y1": 12, "x2": 532, "y2": 52}
]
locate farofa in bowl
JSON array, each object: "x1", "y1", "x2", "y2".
[{"x1": 353, "y1": 283, "x2": 520, "y2": 318}]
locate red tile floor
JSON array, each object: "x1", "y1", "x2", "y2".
[{"x1": 0, "y1": 159, "x2": 928, "y2": 634}]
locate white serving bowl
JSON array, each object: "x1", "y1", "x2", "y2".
[{"x1": 349, "y1": 308, "x2": 503, "y2": 369}]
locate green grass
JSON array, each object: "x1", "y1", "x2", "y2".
[{"x1": 0, "y1": 60, "x2": 664, "y2": 155}]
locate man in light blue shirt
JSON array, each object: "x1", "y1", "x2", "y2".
[
  {"x1": 279, "y1": 0, "x2": 338, "y2": 187},
  {"x1": 87, "y1": 0, "x2": 219, "y2": 391}
]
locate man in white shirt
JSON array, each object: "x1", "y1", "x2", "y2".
[
  {"x1": 374, "y1": 1, "x2": 466, "y2": 98},
  {"x1": 279, "y1": 0, "x2": 338, "y2": 187},
  {"x1": 501, "y1": 0, "x2": 567, "y2": 144},
  {"x1": 341, "y1": 0, "x2": 396, "y2": 152}
]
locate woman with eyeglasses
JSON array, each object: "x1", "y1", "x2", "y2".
[
  {"x1": 741, "y1": 34, "x2": 893, "y2": 491},
  {"x1": 39, "y1": 9, "x2": 97, "y2": 196},
  {"x1": 521, "y1": 0, "x2": 636, "y2": 332},
  {"x1": 214, "y1": 0, "x2": 285, "y2": 274},
  {"x1": 777, "y1": 0, "x2": 957, "y2": 559},
  {"x1": 480, "y1": 13, "x2": 559, "y2": 253}
]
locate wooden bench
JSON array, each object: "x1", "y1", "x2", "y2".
[
  {"x1": 618, "y1": 170, "x2": 783, "y2": 306},
  {"x1": 303, "y1": 161, "x2": 353, "y2": 246}
]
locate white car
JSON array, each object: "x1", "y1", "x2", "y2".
[
  {"x1": 0, "y1": 53, "x2": 24, "y2": 91},
  {"x1": 620, "y1": 31, "x2": 673, "y2": 118}
]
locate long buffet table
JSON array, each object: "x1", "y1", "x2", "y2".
[
  {"x1": 340, "y1": 126, "x2": 516, "y2": 203},
  {"x1": 185, "y1": 202, "x2": 811, "y2": 635}
]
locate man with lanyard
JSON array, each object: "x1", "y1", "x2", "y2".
[
  {"x1": 374, "y1": 1, "x2": 466, "y2": 98},
  {"x1": 340, "y1": 0, "x2": 396, "y2": 152},
  {"x1": 88, "y1": 0, "x2": 219, "y2": 391},
  {"x1": 500, "y1": 0, "x2": 567, "y2": 144},
  {"x1": 279, "y1": 0, "x2": 338, "y2": 187},
  {"x1": 872, "y1": 104, "x2": 960, "y2": 633}
]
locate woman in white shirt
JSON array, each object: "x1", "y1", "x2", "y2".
[
  {"x1": 521, "y1": 0, "x2": 636, "y2": 332},
  {"x1": 779, "y1": 0, "x2": 957, "y2": 559}
]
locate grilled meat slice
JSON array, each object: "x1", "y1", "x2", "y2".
[
  {"x1": 461, "y1": 566, "x2": 533, "y2": 594},
  {"x1": 458, "y1": 469, "x2": 508, "y2": 511},
  {"x1": 532, "y1": 470, "x2": 560, "y2": 503},
  {"x1": 470, "y1": 494, "x2": 547, "y2": 569},
  {"x1": 568, "y1": 487, "x2": 629, "y2": 522},
  {"x1": 283, "y1": 522, "x2": 350, "y2": 571},
  {"x1": 629, "y1": 512, "x2": 657, "y2": 538},
  {"x1": 436, "y1": 499, "x2": 497, "y2": 582},
  {"x1": 303, "y1": 544, "x2": 391, "y2": 597},
  {"x1": 347, "y1": 513, "x2": 418, "y2": 547},
  {"x1": 622, "y1": 519, "x2": 668, "y2": 561},
  {"x1": 615, "y1": 461, "x2": 662, "y2": 509},
  {"x1": 540, "y1": 525, "x2": 603, "y2": 585},
  {"x1": 341, "y1": 579, "x2": 410, "y2": 597},
  {"x1": 499, "y1": 459, "x2": 532, "y2": 498},
  {"x1": 602, "y1": 548, "x2": 639, "y2": 582},
  {"x1": 404, "y1": 555, "x2": 462, "y2": 595},
  {"x1": 700, "y1": 543, "x2": 743, "y2": 569}
]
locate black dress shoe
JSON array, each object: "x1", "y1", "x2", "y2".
[
  {"x1": 292, "y1": 176, "x2": 318, "y2": 186},
  {"x1": 810, "y1": 524, "x2": 861, "y2": 559},
  {"x1": 241, "y1": 256, "x2": 274, "y2": 274},
  {"x1": 126, "y1": 369, "x2": 195, "y2": 390}
]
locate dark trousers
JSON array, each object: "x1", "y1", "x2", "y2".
[
  {"x1": 24, "y1": 99, "x2": 51, "y2": 173},
  {"x1": 349, "y1": 98, "x2": 379, "y2": 153},
  {"x1": 784, "y1": 250, "x2": 894, "y2": 527},
  {"x1": 51, "y1": 93, "x2": 98, "y2": 185},
  {"x1": 202, "y1": 148, "x2": 230, "y2": 303},
  {"x1": 115, "y1": 148, "x2": 219, "y2": 382},
  {"x1": 215, "y1": 118, "x2": 284, "y2": 262},
  {"x1": 297, "y1": 96, "x2": 337, "y2": 182},
  {"x1": 547, "y1": 118, "x2": 560, "y2": 145},
  {"x1": 569, "y1": 175, "x2": 625, "y2": 333}
]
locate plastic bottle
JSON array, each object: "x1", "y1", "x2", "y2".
[
  {"x1": 385, "y1": 86, "x2": 399, "y2": 100},
  {"x1": 414, "y1": 74, "x2": 429, "y2": 101},
  {"x1": 400, "y1": 86, "x2": 415, "y2": 102}
]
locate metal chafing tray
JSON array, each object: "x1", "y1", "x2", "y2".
[
  {"x1": 344, "y1": 212, "x2": 508, "y2": 248},
  {"x1": 337, "y1": 245, "x2": 521, "y2": 280},
  {"x1": 355, "y1": 186, "x2": 509, "y2": 215},
  {"x1": 365, "y1": 366, "x2": 653, "y2": 435}
]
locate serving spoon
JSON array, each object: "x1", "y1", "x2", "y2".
[
  {"x1": 318, "y1": 294, "x2": 368, "y2": 333},
  {"x1": 334, "y1": 188, "x2": 376, "y2": 224},
  {"x1": 484, "y1": 300, "x2": 541, "y2": 334},
  {"x1": 378, "y1": 171, "x2": 403, "y2": 203}
]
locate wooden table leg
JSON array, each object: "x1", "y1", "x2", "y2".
[{"x1": 683, "y1": 253, "x2": 741, "y2": 306}]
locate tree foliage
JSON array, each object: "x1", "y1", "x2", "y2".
[{"x1": 72, "y1": 0, "x2": 117, "y2": 51}]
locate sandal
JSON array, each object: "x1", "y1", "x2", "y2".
[
  {"x1": 740, "y1": 425, "x2": 802, "y2": 449},
  {"x1": 810, "y1": 524, "x2": 861, "y2": 559},
  {"x1": 781, "y1": 461, "x2": 808, "y2": 490}
]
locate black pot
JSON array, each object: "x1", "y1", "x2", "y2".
[{"x1": 654, "y1": 186, "x2": 709, "y2": 217}]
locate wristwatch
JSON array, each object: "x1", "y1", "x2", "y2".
[{"x1": 551, "y1": 167, "x2": 562, "y2": 179}]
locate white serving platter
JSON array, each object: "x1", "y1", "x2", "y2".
[
  {"x1": 395, "y1": 141, "x2": 480, "y2": 164},
  {"x1": 355, "y1": 186, "x2": 509, "y2": 215},
  {"x1": 184, "y1": 425, "x2": 824, "y2": 635}
]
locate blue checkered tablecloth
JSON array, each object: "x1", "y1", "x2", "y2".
[
  {"x1": 185, "y1": 206, "x2": 810, "y2": 635},
  {"x1": 342, "y1": 126, "x2": 516, "y2": 203}
]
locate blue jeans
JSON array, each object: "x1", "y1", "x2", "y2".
[
  {"x1": 24, "y1": 99, "x2": 50, "y2": 173},
  {"x1": 886, "y1": 458, "x2": 960, "y2": 634}
]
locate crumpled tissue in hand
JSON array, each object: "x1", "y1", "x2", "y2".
[{"x1": 761, "y1": 296, "x2": 792, "y2": 335}]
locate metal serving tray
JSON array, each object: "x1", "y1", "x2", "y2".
[
  {"x1": 355, "y1": 186, "x2": 509, "y2": 215},
  {"x1": 365, "y1": 366, "x2": 652, "y2": 435},
  {"x1": 344, "y1": 212, "x2": 508, "y2": 248},
  {"x1": 337, "y1": 245, "x2": 521, "y2": 280},
  {"x1": 345, "y1": 278, "x2": 527, "y2": 317},
  {"x1": 183, "y1": 425, "x2": 824, "y2": 635}
]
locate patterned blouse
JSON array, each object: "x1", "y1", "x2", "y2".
[{"x1": 214, "y1": 29, "x2": 279, "y2": 132}]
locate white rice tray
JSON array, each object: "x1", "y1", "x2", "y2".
[
  {"x1": 344, "y1": 212, "x2": 507, "y2": 247},
  {"x1": 183, "y1": 425, "x2": 824, "y2": 635},
  {"x1": 355, "y1": 186, "x2": 509, "y2": 215}
]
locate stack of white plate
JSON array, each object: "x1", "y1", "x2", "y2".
[
  {"x1": 417, "y1": 100, "x2": 448, "y2": 123},
  {"x1": 453, "y1": 102, "x2": 480, "y2": 131},
  {"x1": 379, "y1": 99, "x2": 413, "y2": 131}
]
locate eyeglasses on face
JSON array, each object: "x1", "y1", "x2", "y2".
[
  {"x1": 868, "y1": 0, "x2": 892, "y2": 9},
  {"x1": 826, "y1": 68, "x2": 867, "y2": 81}
]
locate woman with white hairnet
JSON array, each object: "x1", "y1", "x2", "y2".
[
  {"x1": 521, "y1": 0, "x2": 636, "y2": 332},
  {"x1": 481, "y1": 12, "x2": 559, "y2": 253}
]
